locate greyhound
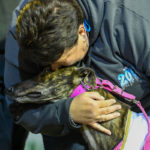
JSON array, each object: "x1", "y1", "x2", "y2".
[{"x1": 6, "y1": 66, "x2": 150, "y2": 150}]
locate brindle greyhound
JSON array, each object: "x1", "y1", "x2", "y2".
[{"x1": 6, "y1": 66, "x2": 148, "y2": 150}]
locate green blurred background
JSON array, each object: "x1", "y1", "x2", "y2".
[{"x1": 24, "y1": 133, "x2": 44, "y2": 150}]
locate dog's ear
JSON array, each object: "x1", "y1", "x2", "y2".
[{"x1": 83, "y1": 69, "x2": 97, "y2": 87}]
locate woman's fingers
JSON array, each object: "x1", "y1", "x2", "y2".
[
  {"x1": 97, "y1": 99, "x2": 117, "y2": 107},
  {"x1": 98, "y1": 103, "x2": 121, "y2": 115},
  {"x1": 89, "y1": 122, "x2": 111, "y2": 135},
  {"x1": 96, "y1": 112, "x2": 120, "y2": 122},
  {"x1": 70, "y1": 91, "x2": 121, "y2": 125},
  {"x1": 84, "y1": 91, "x2": 105, "y2": 100}
]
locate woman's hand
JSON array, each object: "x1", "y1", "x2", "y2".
[{"x1": 69, "y1": 91, "x2": 121, "y2": 135}]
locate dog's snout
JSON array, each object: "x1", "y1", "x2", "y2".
[{"x1": 27, "y1": 92, "x2": 42, "y2": 98}]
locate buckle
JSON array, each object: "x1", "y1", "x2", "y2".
[
  {"x1": 112, "y1": 85, "x2": 124, "y2": 96},
  {"x1": 98, "y1": 77, "x2": 103, "y2": 82},
  {"x1": 132, "y1": 99, "x2": 139, "y2": 104}
]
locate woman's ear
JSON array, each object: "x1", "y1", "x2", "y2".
[{"x1": 78, "y1": 24, "x2": 87, "y2": 42}]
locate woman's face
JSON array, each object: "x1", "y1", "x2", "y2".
[{"x1": 51, "y1": 25, "x2": 89, "y2": 70}]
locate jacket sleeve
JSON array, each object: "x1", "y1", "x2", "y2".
[
  {"x1": 4, "y1": 0, "x2": 80, "y2": 136},
  {"x1": 5, "y1": 60, "x2": 80, "y2": 136}
]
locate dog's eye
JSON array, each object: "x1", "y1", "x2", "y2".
[{"x1": 27, "y1": 92, "x2": 41, "y2": 98}]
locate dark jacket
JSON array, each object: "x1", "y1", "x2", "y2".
[
  {"x1": 81, "y1": 0, "x2": 150, "y2": 111},
  {"x1": 4, "y1": 0, "x2": 150, "y2": 149}
]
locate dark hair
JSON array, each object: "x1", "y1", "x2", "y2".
[{"x1": 17, "y1": 0, "x2": 84, "y2": 66}]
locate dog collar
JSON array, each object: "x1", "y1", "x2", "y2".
[
  {"x1": 70, "y1": 78, "x2": 100, "y2": 98},
  {"x1": 70, "y1": 78, "x2": 135, "y2": 99}
]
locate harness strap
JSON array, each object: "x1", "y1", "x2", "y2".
[
  {"x1": 70, "y1": 77, "x2": 150, "y2": 150},
  {"x1": 113, "y1": 141, "x2": 123, "y2": 150},
  {"x1": 100, "y1": 79, "x2": 135, "y2": 100}
]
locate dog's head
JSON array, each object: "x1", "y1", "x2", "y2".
[{"x1": 6, "y1": 66, "x2": 97, "y2": 103}]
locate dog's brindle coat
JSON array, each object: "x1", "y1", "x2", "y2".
[{"x1": 6, "y1": 66, "x2": 130, "y2": 150}]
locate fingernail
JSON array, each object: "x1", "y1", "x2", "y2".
[
  {"x1": 116, "y1": 112, "x2": 120, "y2": 116},
  {"x1": 112, "y1": 99, "x2": 116, "y2": 103},
  {"x1": 118, "y1": 105, "x2": 122, "y2": 109},
  {"x1": 100, "y1": 96, "x2": 104, "y2": 100},
  {"x1": 107, "y1": 130, "x2": 111, "y2": 135}
]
